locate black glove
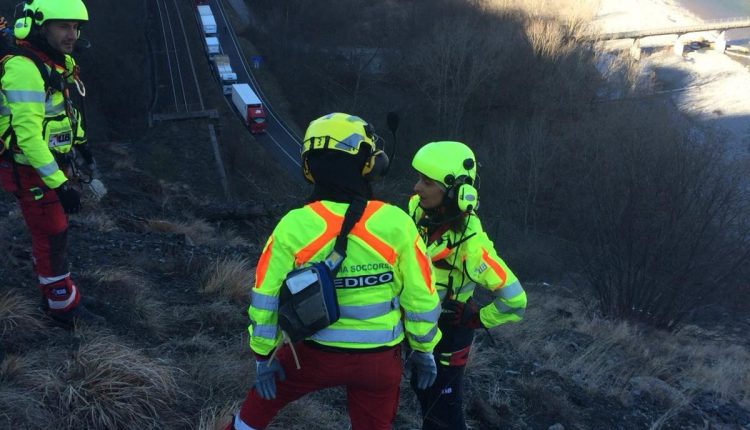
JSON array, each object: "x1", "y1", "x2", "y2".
[
  {"x1": 441, "y1": 298, "x2": 483, "y2": 329},
  {"x1": 55, "y1": 182, "x2": 81, "y2": 214}
]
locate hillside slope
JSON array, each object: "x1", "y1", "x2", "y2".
[{"x1": 1, "y1": 1, "x2": 749, "y2": 429}]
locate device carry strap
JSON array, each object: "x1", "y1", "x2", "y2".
[{"x1": 325, "y1": 197, "x2": 367, "y2": 274}]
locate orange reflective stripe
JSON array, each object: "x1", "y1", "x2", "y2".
[
  {"x1": 295, "y1": 202, "x2": 340, "y2": 266},
  {"x1": 295, "y1": 201, "x2": 397, "y2": 266},
  {"x1": 351, "y1": 201, "x2": 397, "y2": 265},
  {"x1": 415, "y1": 236, "x2": 435, "y2": 294},
  {"x1": 255, "y1": 236, "x2": 274, "y2": 288},
  {"x1": 482, "y1": 248, "x2": 507, "y2": 288},
  {"x1": 431, "y1": 247, "x2": 451, "y2": 262}
]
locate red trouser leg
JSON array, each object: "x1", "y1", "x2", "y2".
[
  {"x1": 345, "y1": 345, "x2": 403, "y2": 430},
  {"x1": 11, "y1": 165, "x2": 80, "y2": 312},
  {"x1": 236, "y1": 343, "x2": 402, "y2": 430}
]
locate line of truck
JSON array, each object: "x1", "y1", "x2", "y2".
[{"x1": 194, "y1": 1, "x2": 266, "y2": 134}]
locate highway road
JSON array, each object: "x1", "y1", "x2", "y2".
[{"x1": 209, "y1": 0, "x2": 305, "y2": 183}]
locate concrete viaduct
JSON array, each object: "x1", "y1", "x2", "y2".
[{"x1": 587, "y1": 17, "x2": 750, "y2": 59}]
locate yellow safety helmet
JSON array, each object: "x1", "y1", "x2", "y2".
[
  {"x1": 14, "y1": 0, "x2": 89, "y2": 40},
  {"x1": 412, "y1": 141, "x2": 479, "y2": 212},
  {"x1": 301, "y1": 112, "x2": 389, "y2": 183}
]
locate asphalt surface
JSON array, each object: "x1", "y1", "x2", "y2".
[{"x1": 208, "y1": 0, "x2": 305, "y2": 182}]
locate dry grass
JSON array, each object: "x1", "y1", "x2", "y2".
[
  {"x1": 489, "y1": 284, "x2": 750, "y2": 422},
  {"x1": 0, "y1": 291, "x2": 45, "y2": 341},
  {"x1": 202, "y1": 257, "x2": 253, "y2": 303},
  {"x1": 147, "y1": 218, "x2": 216, "y2": 245},
  {"x1": 146, "y1": 216, "x2": 250, "y2": 248},
  {"x1": 0, "y1": 354, "x2": 28, "y2": 383},
  {"x1": 682, "y1": 343, "x2": 750, "y2": 407},
  {"x1": 269, "y1": 389, "x2": 351, "y2": 430},
  {"x1": 197, "y1": 400, "x2": 241, "y2": 430},
  {"x1": 74, "y1": 211, "x2": 118, "y2": 232},
  {"x1": 86, "y1": 268, "x2": 171, "y2": 336},
  {"x1": 39, "y1": 335, "x2": 184, "y2": 430}
]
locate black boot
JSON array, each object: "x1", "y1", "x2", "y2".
[{"x1": 48, "y1": 303, "x2": 105, "y2": 328}]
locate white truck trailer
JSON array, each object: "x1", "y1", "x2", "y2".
[
  {"x1": 197, "y1": 5, "x2": 212, "y2": 16},
  {"x1": 204, "y1": 36, "x2": 221, "y2": 56},
  {"x1": 212, "y1": 55, "x2": 237, "y2": 95},
  {"x1": 200, "y1": 13, "x2": 217, "y2": 35},
  {"x1": 231, "y1": 84, "x2": 267, "y2": 134}
]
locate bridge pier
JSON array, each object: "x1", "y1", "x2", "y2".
[
  {"x1": 673, "y1": 34, "x2": 684, "y2": 56},
  {"x1": 630, "y1": 38, "x2": 642, "y2": 60},
  {"x1": 714, "y1": 31, "x2": 727, "y2": 52}
]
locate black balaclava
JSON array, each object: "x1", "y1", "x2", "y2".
[{"x1": 306, "y1": 148, "x2": 373, "y2": 204}]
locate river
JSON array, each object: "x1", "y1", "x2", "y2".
[{"x1": 677, "y1": 0, "x2": 750, "y2": 41}]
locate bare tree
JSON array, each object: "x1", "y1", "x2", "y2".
[{"x1": 404, "y1": 16, "x2": 514, "y2": 136}]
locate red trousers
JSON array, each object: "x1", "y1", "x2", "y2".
[
  {"x1": 0, "y1": 160, "x2": 80, "y2": 312},
  {"x1": 235, "y1": 342, "x2": 402, "y2": 430}
]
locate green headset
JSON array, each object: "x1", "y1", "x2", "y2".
[
  {"x1": 14, "y1": 0, "x2": 88, "y2": 40},
  {"x1": 412, "y1": 141, "x2": 479, "y2": 213}
]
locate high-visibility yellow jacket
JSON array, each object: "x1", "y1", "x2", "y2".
[
  {"x1": 1, "y1": 51, "x2": 86, "y2": 189},
  {"x1": 408, "y1": 195, "x2": 527, "y2": 328},
  {"x1": 249, "y1": 200, "x2": 442, "y2": 356}
]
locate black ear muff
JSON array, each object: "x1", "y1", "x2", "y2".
[
  {"x1": 302, "y1": 155, "x2": 314, "y2": 183},
  {"x1": 362, "y1": 150, "x2": 390, "y2": 181}
]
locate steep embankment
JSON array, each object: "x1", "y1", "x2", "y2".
[{"x1": 1, "y1": 1, "x2": 749, "y2": 429}]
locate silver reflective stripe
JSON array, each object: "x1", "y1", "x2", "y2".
[
  {"x1": 46, "y1": 100, "x2": 65, "y2": 115},
  {"x1": 4, "y1": 89, "x2": 45, "y2": 103},
  {"x1": 234, "y1": 415, "x2": 258, "y2": 430},
  {"x1": 339, "y1": 297, "x2": 398, "y2": 320},
  {"x1": 458, "y1": 281, "x2": 476, "y2": 296},
  {"x1": 411, "y1": 325, "x2": 439, "y2": 343},
  {"x1": 46, "y1": 285, "x2": 77, "y2": 310},
  {"x1": 311, "y1": 323, "x2": 404, "y2": 344},
  {"x1": 250, "y1": 291, "x2": 278, "y2": 311},
  {"x1": 251, "y1": 324, "x2": 277, "y2": 340},
  {"x1": 405, "y1": 303, "x2": 441, "y2": 323},
  {"x1": 493, "y1": 299, "x2": 525, "y2": 317},
  {"x1": 497, "y1": 281, "x2": 524, "y2": 299},
  {"x1": 438, "y1": 289, "x2": 448, "y2": 301},
  {"x1": 38, "y1": 273, "x2": 70, "y2": 285},
  {"x1": 36, "y1": 160, "x2": 60, "y2": 178},
  {"x1": 0, "y1": 105, "x2": 10, "y2": 115}
]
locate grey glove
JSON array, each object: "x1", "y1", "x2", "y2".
[
  {"x1": 410, "y1": 351, "x2": 438, "y2": 390},
  {"x1": 253, "y1": 359, "x2": 286, "y2": 400}
]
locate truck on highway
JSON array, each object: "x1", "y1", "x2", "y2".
[
  {"x1": 200, "y1": 13, "x2": 216, "y2": 35},
  {"x1": 197, "y1": 5, "x2": 213, "y2": 16},
  {"x1": 205, "y1": 36, "x2": 221, "y2": 56},
  {"x1": 231, "y1": 84, "x2": 267, "y2": 134},
  {"x1": 212, "y1": 55, "x2": 237, "y2": 95}
]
